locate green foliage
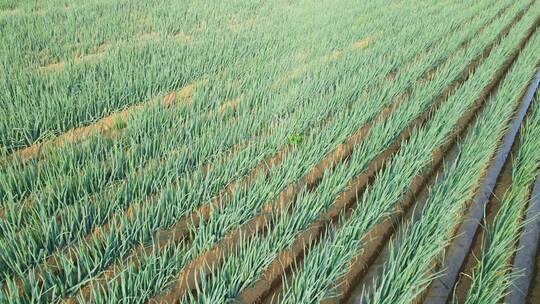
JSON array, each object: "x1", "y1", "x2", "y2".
[
  {"x1": 287, "y1": 134, "x2": 304, "y2": 146},
  {"x1": 0, "y1": 0, "x2": 536, "y2": 303},
  {"x1": 112, "y1": 117, "x2": 128, "y2": 130}
]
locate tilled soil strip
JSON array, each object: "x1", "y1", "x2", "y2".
[
  {"x1": 234, "y1": 6, "x2": 534, "y2": 304},
  {"x1": 422, "y1": 25, "x2": 540, "y2": 304},
  {"x1": 504, "y1": 72, "x2": 540, "y2": 304}
]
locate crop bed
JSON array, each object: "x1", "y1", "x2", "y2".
[{"x1": 1, "y1": 0, "x2": 540, "y2": 303}]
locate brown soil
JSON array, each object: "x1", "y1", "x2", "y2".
[
  {"x1": 138, "y1": 31, "x2": 160, "y2": 41},
  {"x1": 38, "y1": 61, "x2": 65, "y2": 72},
  {"x1": 173, "y1": 31, "x2": 193, "y2": 43},
  {"x1": 0, "y1": 8, "x2": 22, "y2": 16},
  {"x1": 161, "y1": 81, "x2": 202, "y2": 107},
  {"x1": 218, "y1": 97, "x2": 240, "y2": 113},
  {"x1": 228, "y1": 16, "x2": 259, "y2": 32},
  {"x1": 352, "y1": 36, "x2": 373, "y2": 50}
]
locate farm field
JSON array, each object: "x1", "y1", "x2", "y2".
[{"x1": 1, "y1": 0, "x2": 540, "y2": 303}]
